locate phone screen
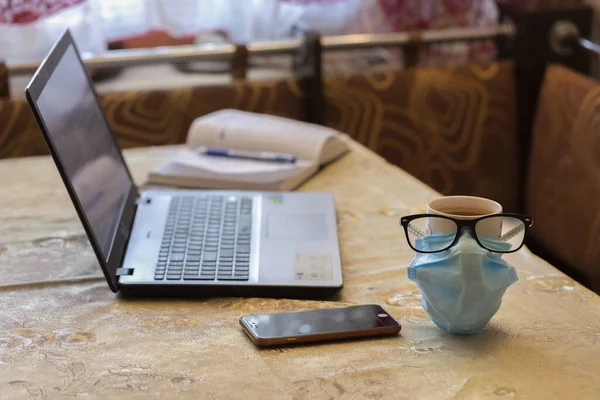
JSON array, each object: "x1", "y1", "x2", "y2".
[{"x1": 243, "y1": 305, "x2": 398, "y2": 339}]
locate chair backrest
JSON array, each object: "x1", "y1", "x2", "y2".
[
  {"x1": 0, "y1": 99, "x2": 47, "y2": 158},
  {"x1": 324, "y1": 61, "x2": 520, "y2": 211},
  {"x1": 0, "y1": 62, "x2": 9, "y2": 98},
  {"x1": 526, "y1": 64, "x2": 600, "y2": 290},
  {"x1": 0, "y1": 78, "x2": 303, "y2": 159},
  {"x1": 102, "y1": 79, "x2": 303, "y2": 149}
]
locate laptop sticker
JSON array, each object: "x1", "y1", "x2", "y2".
[
  {"x1": 294, "y1": 254, "x2": 333, "y2": 281},
  {"x1": 268, "y1": 195, "x2": 284, "y2": 205}
]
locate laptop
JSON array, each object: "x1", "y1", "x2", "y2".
[{"x1": 25, "y1": 30, "x2": 342, "y2": 298}]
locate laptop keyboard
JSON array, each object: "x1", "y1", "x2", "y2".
[{"x1": 154, "y1": 195, "x2": 253, "y2": 281}]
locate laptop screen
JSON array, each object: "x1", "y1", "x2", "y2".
[{"x1": 33, "y1": 45, "x2": 133, "y2": 261}]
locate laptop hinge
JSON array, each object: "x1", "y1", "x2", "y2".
[{"x1": 116, "y1": 268, "x2": 134, "y2": 276}]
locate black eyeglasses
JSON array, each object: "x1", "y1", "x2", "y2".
[{"x1": 399, "y1": 213, "x2": 533, "y2": 254}]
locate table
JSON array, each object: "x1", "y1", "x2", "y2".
[{"x1": 1, "y1": 142, "x2": 600, "y2": 399}]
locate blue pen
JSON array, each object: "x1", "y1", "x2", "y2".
[{"x1": 197, "y1": 146, "x2": 297, "y2": 164}]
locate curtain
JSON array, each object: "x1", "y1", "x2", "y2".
[
  {"x1": 0, "y1": 0, "x2": 104, "y2": 60},
  {"x1": 0, "y1": 0, "x2": 498, "y2": 65}
]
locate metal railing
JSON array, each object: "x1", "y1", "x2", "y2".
[
  {"x1": 551, "y1": 20, "x2": 600, "y2": 57},
  {"x1": 576, "y1": 37, "x2": 600, "y2": 55},
  {"x1": 6, "y1": 24, "x2": 516, "y2": 76}
]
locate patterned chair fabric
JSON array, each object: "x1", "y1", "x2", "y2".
[
  {"x1": 102, "y1": 79, "x2": 303, "y2": 149},
  {"x1": 526, "y1": 64, "x2": 600, "y2": 290},
  {"x1": 0, "y1": 99, "x2": 46, "y2": 157},
  {"x1": 324, "y1": 61, "x2": 520, "y2": 211},
  {"x1": 0, "y1": 79, "x2": 303, "y2": 159},
  {"x1": 0, "y1": 62, "x2": 9, "y2": 98}
]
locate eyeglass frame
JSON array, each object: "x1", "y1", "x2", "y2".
[{"x1": 399, "y1": 213, "x2": 534, "y2": 254}]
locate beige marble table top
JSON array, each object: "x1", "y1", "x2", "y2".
[{"x1": 1, "y1": 142, "x2": 599, "y2": 399}]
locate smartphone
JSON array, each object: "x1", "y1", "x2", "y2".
[{"x1": 239, "y1": 304, "x2": 401, "y2": 347}]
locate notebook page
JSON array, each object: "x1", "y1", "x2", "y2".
[
  {"x1": 174, "y1": 150, "x2": 312, "y2": 176},
  {"x1": 186, "y1": 109, "x2": 341, "y2": 163}
]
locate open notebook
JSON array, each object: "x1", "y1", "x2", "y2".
[{"x1": 148, "y1": 110, "x2": 350, "y2": 190}]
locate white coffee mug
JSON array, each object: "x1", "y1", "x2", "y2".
[{"x1": 426, "y1": 196, "x2": 503, "y2": 239}]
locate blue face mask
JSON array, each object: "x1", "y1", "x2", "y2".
[{"x1": 407, "y1": 231, "x2": 518, "y2": 334}]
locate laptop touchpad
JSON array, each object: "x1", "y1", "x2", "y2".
[{"x1": 267, "y1": 214, "x2": 328, "y2": 240}]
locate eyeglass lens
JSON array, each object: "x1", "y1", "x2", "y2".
[{"x1": 406, "y1": 216, "x2": 526, "y2": 253}]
